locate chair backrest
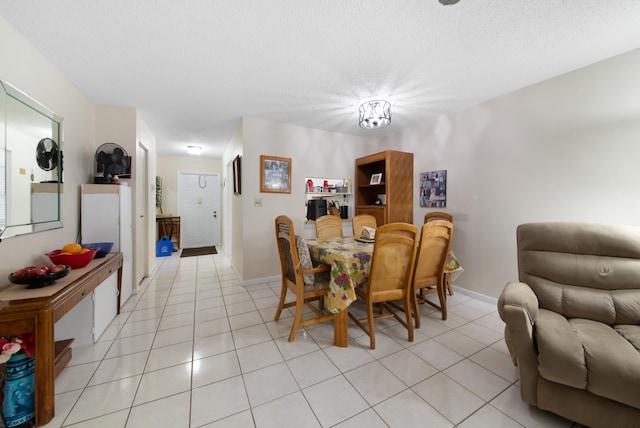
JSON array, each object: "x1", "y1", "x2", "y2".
[
  {"x1": 517, "y1": 222, "x2": 640, "y2": 325},
  {"x1": 367, "y1": 222, "x2": 418, "y2": 298},
  {"x1": 352, "y1": 214, "x2": 377, "y2": 237},
  {"x1": 315, "y1": 214, "x2": 343, "y2": 238},
  {"x1": 424, "y1": 211, "x2": 454, "y2": 227},
  {"x1": 413, "y1": 220, "x2": 454, "y2": 288},
  {"x1": 275, "y1": 215, "x2": 303, "y2": 290}
]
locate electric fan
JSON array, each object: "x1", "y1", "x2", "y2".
[
  {"x1": 35, "y1": 138, "x2": 59, "y2": 171},
  {"x1": 94, "y1": 143, "x2": 129, "y2": 183}
]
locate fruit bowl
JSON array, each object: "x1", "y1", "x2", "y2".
[
  {"x1": 9, "y1": 265, "x2": 71, "y2": 289},
  {"x1": 81, "y1": 242, "x2": 113, "y2": 259},
  {"x1": 46, "y1": 247, "x2": 99, "y2": 269}
]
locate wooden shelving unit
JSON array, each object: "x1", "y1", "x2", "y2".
[{"x1": 355, "y1": 150, "x2": 413, "y2": 226}]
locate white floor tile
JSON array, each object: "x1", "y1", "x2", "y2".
[
  {"x1": 190, "y1": 376, "x2": 250, "y2": 426},
  {"x1": 444, "y1": 359, "x2": 511, "y2": 402},
  {"x1": 64, "y1": 376, "x2": 141, "y2": 425},
  {"x1": 458, "y1": 404, "x2": 523, "y2": 428},
  {"x1": 286, "y1": 350, "x2": 341, "y2": 389},
  {"x1": 46, "y1": 253, "x2": 568, "y2": 428},
  {"x1": 253, "y1": 391, "x2": 321, "y2": 428},
  {"x1": 374, "y1": 388, "x2": 453, "y2": 428},
  {"x1": 303, "y1": 375, "x2": 370, "y2": 428},
  {"x1": 127, "y1": 391, "x2": 191, "y2": 428},
  {"x1": 379, "y1": 348, "x2": 439, "y2": 386},
  {"x1": 344, "y1": 361, "x2": 407, "y2": 406},
  {"x1": 236, "y1": 340, "x2": 283, "y2": 373},
  {"x1": 133, "y1": 362, "x2": 192, "y2": 405},
  {"x1": 243, "y1": 362, "x2": 300, "y2": 407},
  {"x1": 413, "y1": 372, "x2": 485, "y2": 424},
  {"x1": 192, "y1": 350, "x2": 241, "y2": 387}
]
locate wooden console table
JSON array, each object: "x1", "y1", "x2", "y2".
[{"x1": 0, "y1": 252, "x2": 123, "y2": 426}]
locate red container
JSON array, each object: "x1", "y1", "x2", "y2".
[{"x1": 46, "y1": 248, "x2": 98, "y2": 269}]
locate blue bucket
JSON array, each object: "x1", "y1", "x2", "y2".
[{"x1": 156, "y1": 237, "x2": 173, "y2": 257}]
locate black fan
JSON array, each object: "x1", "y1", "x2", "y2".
[
  {"x1": 95, "y1": 143, "x2": 129, "y2": 181},
  {"x1": 35, "y1": 138, "x2": 59, "y2": 171}
]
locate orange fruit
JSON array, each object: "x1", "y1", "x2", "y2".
[
  {"x1": 79, "y1": 248, "x2": 90, "y2": 254},
  {"x1": 62, "y1": 243, "x2": 82, "y2": 254},
  {"x1": 59, "y1": 252, "x2": 72, "y2": 255}
]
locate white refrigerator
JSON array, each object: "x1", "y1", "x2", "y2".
[{"x1": 81, "y1": 184, "x2": 133, "y2": 310}]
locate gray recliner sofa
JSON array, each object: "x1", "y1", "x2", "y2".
[{"x1": 498, "y1": 222, "x2": 640, "y2": 428}]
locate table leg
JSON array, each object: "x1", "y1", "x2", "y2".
[{"x1": 333, "y1": 310, "x2": 348, "y2": 347}]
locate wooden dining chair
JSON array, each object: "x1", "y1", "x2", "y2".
[
  {"x1": 412, "y1": 220, "x2": 454, "y2": 325},
  {"x1": 352, "y1": 214, "x2": 377, "y2": 237},
  {"x1": 315, "y1": 214, "x2": 343, "y2": 238},
  {"x1": 424, "y1": 212, "x2": 455, "y2": 296},
  {"x1": 274, "y1": 215, "x2": 335, "y2": 342},
  {"x1": 348, "y1": 222, "x2": 418, "y2": 349}
]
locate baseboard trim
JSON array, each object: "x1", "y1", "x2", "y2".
[
  {"x1": 452, "y1": 285, "x2": 498, "y2": 306},
  {"x1": 242, "y1": 275, "x2": 280, "y2": 287}
]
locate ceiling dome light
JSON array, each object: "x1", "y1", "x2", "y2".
[
  {"x1": 187, "y1": 145, "x2": 202, "y2": 155},
  {"x1": 359, "y1": 100, "x2": 391, "y2": 129}
]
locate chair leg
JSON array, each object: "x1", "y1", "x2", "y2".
[
  {"x1": 413, "y1": 288, "x2": 421, "y2": 329},
  {"x1": 437, "y1": 281, "x2": 448, "y2": 321},
  {"x1": 367, "y1": 300, "x2": 376, "y2": 350},
  {"x1": 274, "y1": 282, "x2": 287, "y2": 321},
  {"x1": 288, "y1": 296, "x2": 305, "y2": 342},
  {"x1": 405, "y1": 294, "x2": 414, "y2": 342},
  {"x1": 445, "y1": 272, "x2": 454, "y2": 296}
]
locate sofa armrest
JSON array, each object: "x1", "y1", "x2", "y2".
[{"x1": 498, "y1": 281, "x2": 541, "y2": 406}]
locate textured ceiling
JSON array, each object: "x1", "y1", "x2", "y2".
[{"x1": 2, "y1": 0, "x2": 640, "y2": 158}]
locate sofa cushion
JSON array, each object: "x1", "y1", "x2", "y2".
[
  {"x1": 536, "y1": 311, "x2": 640, "y2": 409},
  {"x1": 517, "y1": 222, "x2": 640, "y2": 325}
]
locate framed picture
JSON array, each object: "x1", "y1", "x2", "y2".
[
  {"x1": 260, "y1": 155, "x2": 291, "y2": 193},
  {"x1": 232, "y1": 155, "x2": 242, "y2": 195},
  {"x1": 370, "y1": 173, "x2": 383, "y2": 185},
  {"x1": 420, "y1": 170, "x2": 447, "y2": 207}
]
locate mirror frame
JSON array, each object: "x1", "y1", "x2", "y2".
[{"x1": 1, "y1": 79, "x2": 63, "y2": 239}]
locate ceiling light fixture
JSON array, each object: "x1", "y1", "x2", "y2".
[
  {"x1": 359, "y1": 100, "x2": 391, "y2": 129},
  {"x1": 439, "y1": 0, "x2": 461, "y2": 5},
  {"x1": 187, "y1": 145, "x2": 202, "y2": 155}
]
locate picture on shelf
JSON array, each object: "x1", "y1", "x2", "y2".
[
  {"x1": 370, "y1": 173, "x2": 383, "y2": 185},
  {"x1": 420, "y1": 170, "x2": 447, "y2": 207}
]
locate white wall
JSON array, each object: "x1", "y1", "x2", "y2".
[
  {"x1": 222, "y1": 121, "x2": 244, "y2": 276},
  {"x1": 156, "y1": 155, "x2": 222, "y2": 216},
  {"x1": 0, "y1": 16, "x2": 96, "y2": 277},
  {"x1": 136, "y1": 112, "x2": 157, "y2": 281},
  {"x1": 388, "y1": 47, "x2": 640, "y2": 298},
  {"x1": 240, "y1": 117, "x2": 381, "y2": 282}
]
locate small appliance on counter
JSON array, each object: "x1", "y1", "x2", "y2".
[{"x1": 307, "y1": 199, "x2": 327, "y2": 220}]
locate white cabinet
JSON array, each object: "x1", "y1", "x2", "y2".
[
  {"x1": 81, "y1": 184, "x2": 133, "y2": 307},
  {"x1": 54, "y1": 270, "x2": 119, "y2": 345}
]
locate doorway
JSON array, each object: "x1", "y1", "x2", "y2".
[
  {"x1": 178, "y1": 171, "x2": 221, "y2": 248},
  {"x1": 136, "y1": 141, "x2": 149, "y2": 287}
]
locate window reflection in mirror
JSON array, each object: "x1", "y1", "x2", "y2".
[{"x1": 0, "y1": 79, "x2": 63, "y2": 239}]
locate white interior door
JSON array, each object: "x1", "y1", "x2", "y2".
[
  {"x1": 136, "y1": 141, "x2": 148, "y2": 287},
  {"x1": 178, "y1": 172, "x2": 220, "y2": 248}
]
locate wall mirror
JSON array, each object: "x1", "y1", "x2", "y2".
[{"x1": 0, "y1": 79, "x2": 63, "y2": 239}]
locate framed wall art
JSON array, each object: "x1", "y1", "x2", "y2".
[
  {"x1": 420, "y1": 170, "x2": 447, "y2": 207},
  {"x1": 260, "y1": 155, "x2": 291, "y2": 193},
  {"x1": 233, "y1": 155, "x2": 242, "y2": 195}
]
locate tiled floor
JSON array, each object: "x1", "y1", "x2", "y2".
[{"x1": 42, "y1": 249, "x2": 581, "y2": 427}]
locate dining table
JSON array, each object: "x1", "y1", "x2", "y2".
[{"x1": 306, "y1": 236, "x2": 463, "y2": 347}]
